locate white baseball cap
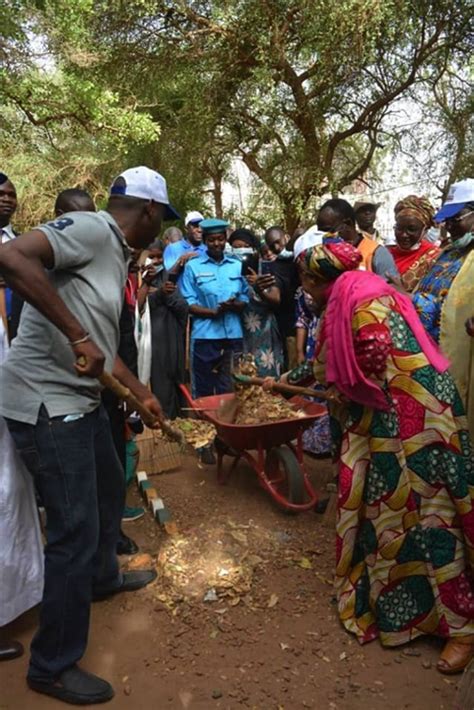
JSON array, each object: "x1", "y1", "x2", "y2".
[
  {"x1": 185, "y1": 210, "x2": 204, "y2": 226},
  {"x1": 110, "y1": 166, "x2": 179, "y2": 220},
  {"x1": 293, "y1": 226, "x2": 326, "y2": 259},
  {"x1": 435, "y1": 178, "x2": 474, "y2": 222}
]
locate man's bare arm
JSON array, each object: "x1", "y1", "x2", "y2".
[{"x1": 0, "y1": 230, "x2": 105, "y2": 377}]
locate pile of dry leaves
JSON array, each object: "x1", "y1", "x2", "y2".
[
  {"x1": 154, "y1": 519, "x2": 285, "y2": 611},
  {"x1": 156, "y1": 418, "x2": 216, "y2": 449},
  {"x1": 233, "y1": 356, "x2": 304, "y2": 425}
]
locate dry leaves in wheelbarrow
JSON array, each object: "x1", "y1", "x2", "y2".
[
  {"x1": 156, "y1": 417, "x2": 217, "y2": 449},
  {"x1": 234, "y1": 385, "x2": 305, "y2": 425},
  {"x1": 232, "y1": 355, "x2": 305, "y2": 425}
]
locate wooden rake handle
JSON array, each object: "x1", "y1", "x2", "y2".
[
  {"x1": 233, "y1": 374, "x2": 336, "y2": 402},
  {"x1": 77, "y1": 357, "x2": 184, "y2": 443}
]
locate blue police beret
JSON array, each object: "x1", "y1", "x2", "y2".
[{"x1": 199, "y1": 218, "x2": 229, "y2": 235}]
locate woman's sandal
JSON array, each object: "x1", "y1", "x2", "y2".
[{"x1": 437, "y1": 639, "x2": 474, "y2": 674}]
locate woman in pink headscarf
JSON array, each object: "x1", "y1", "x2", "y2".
[{"x1": 265, "y1": 237, "x2": 474, "y2": 673}]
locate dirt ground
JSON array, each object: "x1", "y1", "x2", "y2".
[{"x1": 0, "y1": 452, "x2": 463, "y2": 709}]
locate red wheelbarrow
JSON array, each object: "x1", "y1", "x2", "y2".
[{"x1": 180, "y1": 386, "x2": 326, "y2": 513}]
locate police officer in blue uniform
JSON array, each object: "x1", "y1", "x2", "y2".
[
  {"x1": 163, "y1": 210, "x2": 207, "y2": 283},
  {"x1": 181, "y1": 218, "x2": 249, "y2": 398}
]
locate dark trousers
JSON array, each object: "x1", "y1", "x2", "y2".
[
  {"x1": 6, "y1": 405, "x2": 124, "y2": 681},
  {"x1": 102, "y1": 391, "x2": 126, "y2": 468},
  {"x1": 192, "y1": 338, "x2": 243, "y2": 398}
]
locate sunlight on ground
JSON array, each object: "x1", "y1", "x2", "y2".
[{"x1": 154, "y1": 519, "x2": 282, "y2": 608}]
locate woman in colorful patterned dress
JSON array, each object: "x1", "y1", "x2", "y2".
[
  {"x1": 265, "y1": 237, "x2": 474, "y2": 673},
  {"x1": 389, "y1": 195, "x2": 440, "y2": 292},
  {"x1": 413, "y1": 180, "x2": 474, "y2": 443}
]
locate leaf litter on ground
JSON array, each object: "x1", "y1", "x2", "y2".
[{"x1": 154, "y1": 518, "x2": 290, "y2": 612}]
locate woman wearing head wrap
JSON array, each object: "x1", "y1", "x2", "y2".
[
  {"x1": 389, "y1": 195, "x2": 440, "y2": 291},
  {"x1": 229, "y1": 228, "x2": 284, "y2": 377},
  {"x1": 266, "y1": 237, "x2": 474, "y2": 673}
]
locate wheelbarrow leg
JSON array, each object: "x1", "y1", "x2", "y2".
[
  {"x1": 230, "y1": 455, "x2": 242, "y2": 474},
  {"x1": 217, "y1": 451, "x2": 226, "y2": 484},
  {"x1": 217, "y1": 453, "x2": 241, "y2": 484}
]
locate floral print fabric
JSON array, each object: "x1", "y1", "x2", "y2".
[{"x1": 242, "y1": 292, "x2": 284, "y2": 378}]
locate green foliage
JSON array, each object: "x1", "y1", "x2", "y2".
[{"x1": 0, "y1": 0, "x2": 472, "y2": 230}]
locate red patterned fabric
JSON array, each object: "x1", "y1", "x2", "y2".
[{"x1": 354, "y1": 323, "x2": 392, "y2": 377}]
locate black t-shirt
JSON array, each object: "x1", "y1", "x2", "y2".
[{"x1": 271, "y1": 258, "x2": 298, "y2": 339}]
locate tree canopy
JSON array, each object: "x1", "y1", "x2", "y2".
[{"x1": 1, "y1": 0, "x2": 472, "y2": 230}]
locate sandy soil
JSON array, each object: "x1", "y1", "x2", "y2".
[{"x1": 0, "y1": 453, "x2": 462, "y2": 709}]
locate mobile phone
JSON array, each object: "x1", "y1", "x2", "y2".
[
  {"x1": 260, "y1": 260, "x2": 275, "y2": 276},
  {"x1": 241, "y1": 254, "x2": 259, "y2": 276},
  {"x1": 168, "y1": 271, "x2": 179, "y2": 284}
]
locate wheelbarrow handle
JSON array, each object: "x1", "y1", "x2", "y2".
[{"x1": 233, "y1": 374, "x2": 335, "y2": 402}]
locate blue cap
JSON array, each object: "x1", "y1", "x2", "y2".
[
  {"x1": 435, "y1": 202, "x2": 466, "y2": 222},
  {"x1": 199, "y1": 218, "x2": 229, "y2": 236},
  {"x1": 434, "y1": 179, "x2": 474, "y2": 222}
]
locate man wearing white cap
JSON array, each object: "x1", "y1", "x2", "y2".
[
  {"x1": 0, "y1": 166, "x2": 177, "y2": 704},
  {"x1": 163, "y1": 209, "x2": 207, "y2": 279},
  {"x1": 292, "y1": 226, "x2": 325, "y2": 259}
]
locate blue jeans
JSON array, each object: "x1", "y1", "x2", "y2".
[
  {"x1": 6, "y1": 405, "x2": 124, "y2": 681},
  {"x1": 192, "y1": 338, "x2": 243, "y2": 398}
]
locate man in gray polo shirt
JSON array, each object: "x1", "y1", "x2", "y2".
[{"x1": 0, "y1": 166, "x2": 178, "y2": 705}]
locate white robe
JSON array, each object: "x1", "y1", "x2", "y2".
[{"x1": 0, "y1": 320, "x2": 44, "y2": 626}]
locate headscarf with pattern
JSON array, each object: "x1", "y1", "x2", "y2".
[
  {"x1": 304, "y1": 236, "x2": 362, "y2": 280},
  {"x1": 394, "y1": 195, "x2": 435, "y2": 228}
]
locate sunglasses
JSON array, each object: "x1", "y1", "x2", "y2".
[
  {"x1": 448, "y1": 210, "x2": 474, "y2": 223},
  {"x1": 393, "y1": 224, "x2": 423, "y2": 237}
]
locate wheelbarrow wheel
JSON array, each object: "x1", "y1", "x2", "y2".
[{"x1": 265, "y1": 446, "x2": 305, "y2": 513}]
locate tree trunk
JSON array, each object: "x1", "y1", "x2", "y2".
[
  {"x1": 455, "y1": 658, "x2": 474, "y2": 710},
  {"x1": 283, "y1": 202, "x2": 302, "y2": 237},
  {"x1": 212, "y1": 173, "x2": 224, "y2": 218}
]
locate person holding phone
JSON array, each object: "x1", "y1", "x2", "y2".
[
  {"x1": 264, "y1": 225, "x2": 299, "y2": 368},
  {"x1": 138, "y1": 240, "x2": 188, "y2": 419},
  {"x1": 181, "y1": 219, "x2": 249, "y2": 399},
  {"x1": 229, "y1": 228, "x2": 284, "y2": 377}
]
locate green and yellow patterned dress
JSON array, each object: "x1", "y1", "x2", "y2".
[{"x1": 314, "y1": 294, "x2": 474, "y2": 646}]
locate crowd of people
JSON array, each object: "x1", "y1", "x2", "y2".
[{"x1": 0, "y1": 165, "x2": 474, "y2": 704}]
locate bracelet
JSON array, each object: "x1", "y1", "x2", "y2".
[{"x1": 69, "y1": 332, "x2": 90, "y2": 347}]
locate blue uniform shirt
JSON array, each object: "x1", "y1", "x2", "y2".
[
  {"x1": 163, "y1": 239, "x2": 207, "y2": 272},
  {"x1": 181, "y1": 253, "x2": 249, "y2": 340}
]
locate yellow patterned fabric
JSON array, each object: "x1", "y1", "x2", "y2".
[{"x1": 314, "y1": 295, "x2": 474, "y2": 646}]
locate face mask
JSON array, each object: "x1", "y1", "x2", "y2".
[
  {"x1": 232, "y1": 247, "x2": 255, "y2": 259},
  {"x1": 278, "y1": 249, "x2": 293, "y2": 260},
  {"x1": 146, "y1": 256, "x2": 164, "y2": 273},
  {"x1": 150, "y1": 264, "x2": 165, "y2": 287},
  {"x1": 426, "y1": 227, "x2": 441, "y2": 244}
]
